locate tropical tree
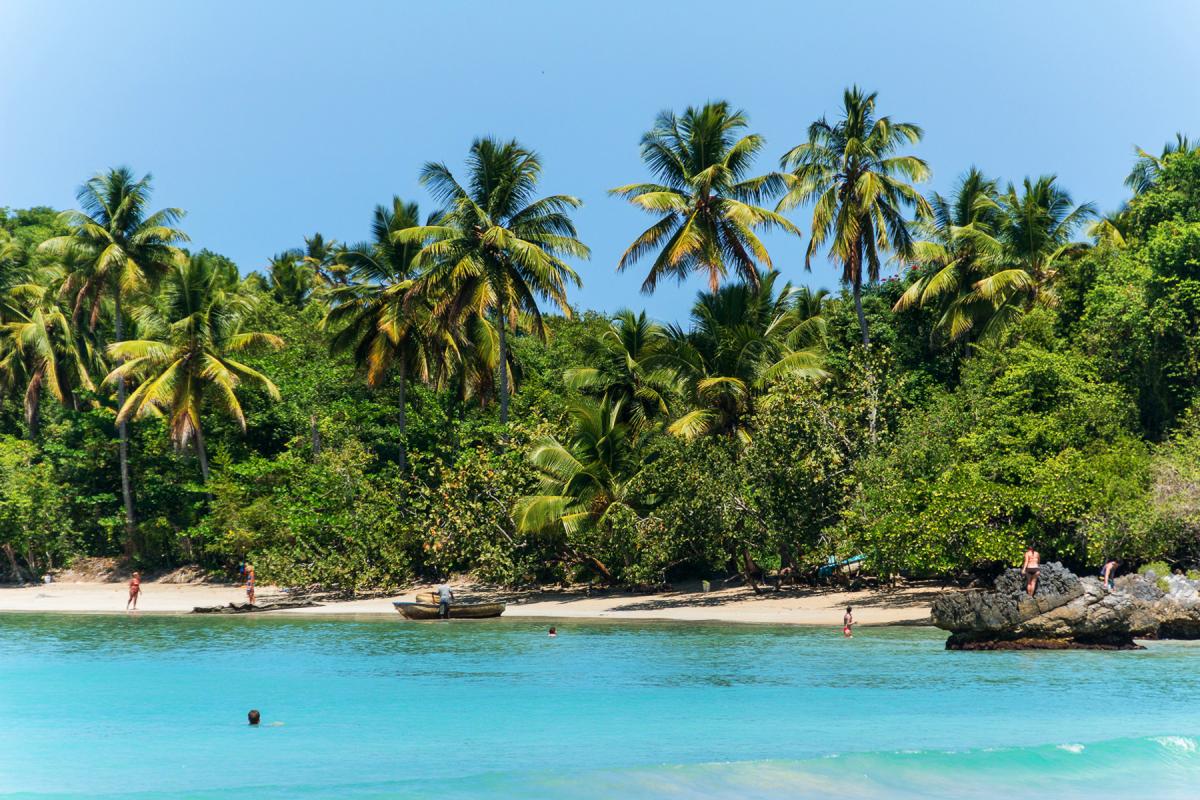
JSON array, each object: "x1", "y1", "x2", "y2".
[
  {"x1": 612, "y1": 101, "x2": 799, "y2": 293},
  {"x1": 301, "y1": 233, "x2": 344, "y2": 288},
  {"x1": 400, "y1": 137, "x2": 588, "y2": 424},
  {"x1": 513, "y1": 396, "x2": 644, "y2": 581},
  {"x1": 893, "y1": 168, "x2": 1001, "y2": 342},
  {"x1": 1126, "y1": 133, "x2": 1195, "y2": 195},
  {"x1": 778, "y1": 87, "x2": 932, "y2": 345},
  {"x1": 323, "y1": 197, "x2": 442, "y2": 470},
  {"x1": 0, "y1": 267, "x2": 97, "y2": 439},
  {"x1": 969, "y1": 176, "x2": 1096, "y2": 340},
  {"x1": 105, "y1": 253, "x2": 283, "y2": 481},
  {"x1": 667, "y1": 272, "x2": 827, "y2": 444},
  {"x1": 38, "y1": 168, "x2": 188, "y2": 548},
  {"x1": 266, "y1": 251, "x2": 316, "y2": 307},
  {"x1": 564, "y1": 310, "x2": 678, "y2": 431}
]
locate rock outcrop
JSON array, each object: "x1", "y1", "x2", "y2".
[{"x1": 932, "y1": 563, "x2": 1200, "y2": 650}]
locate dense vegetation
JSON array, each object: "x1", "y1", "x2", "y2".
[{"x1": 2, "y1": 90, "x2": 1199, "y2": 592}]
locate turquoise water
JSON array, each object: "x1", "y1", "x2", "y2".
[{"x1": 1, "y1": 614, "x2": 1198, "y2": 798}]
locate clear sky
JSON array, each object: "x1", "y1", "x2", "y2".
[{"x1": 2, "y1": 0, "x2": 1199, "y2": 322}]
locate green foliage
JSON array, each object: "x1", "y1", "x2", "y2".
[{"x1": 0, "y1": 436, "x2": 77, "y2": 577}]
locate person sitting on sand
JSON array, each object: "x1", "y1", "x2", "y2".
[
  {"x1": 248, "y1": 709, "x2": 260, "y2": 726},
  {"x1": 1101, "y1": 558, "x2": 1119, "y2": 590},
  {"x1": 245, "y1": 564, "x2": 256, "y2": 606},
  {"x1": 436, "y1": 583, "x2": 454, "y2": 619},
  {"x1": 127, "y1": 571, "x2": 141, "y2": 611},
  {"x1": 843, "y1": 607, "x2": 854, "y2": 638},
  {"x1": 1022, "y1": 545, "x2": 1040, "y2": 597}
]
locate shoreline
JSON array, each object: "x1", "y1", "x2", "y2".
[{"x1": 0, "y1": 580, "x2": 938, "y2": 627}]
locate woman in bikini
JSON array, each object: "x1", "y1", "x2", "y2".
[
  {"x1": 843, "y1": 607, "x2": 854, "y2": 638},
  {"x1": 127, "y1": 571, "x2": 141, "y2": 611},
  {"x1": 1022, "y1": 546, "x2": 1040, "y2": 597},
  {"x1": 245, "y1": 564, "x2": 256, "y2": 606}
]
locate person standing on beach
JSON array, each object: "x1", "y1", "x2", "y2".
[
  {"x1": 245, "y1": 564, "x2": 256, "y2": 606},
  {"x1": 436, "y1": 583, "x2": 454, "y2": 619},
  {"x1": 126, "y1": 571, "x2": 141, "y2": 611},
  {"x1": 1022, "y1": 545, "x2": 1040, "y2": 597},
  {"x1": 843, "y1": 607, "x2": 854, "y2": 638}
]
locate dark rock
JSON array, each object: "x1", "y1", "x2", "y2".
[{"x1": 932, "y1": 564, "x2": 1200, "y2": 650}]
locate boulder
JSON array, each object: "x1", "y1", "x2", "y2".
[{"x1": 932, "y1": 564, "x2": 1200, "y2": 650}]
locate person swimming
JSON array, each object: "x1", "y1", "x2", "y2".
[
  {"x1": 248, "y1": 709, "x2": 260, "y2": 726},
  {"x1": 843, "y1": 607, "x2": 854, "y2": 638},
  {"x1": 548, "y1": 626, "x2": 557, "y2": 637},
  {"x1": 127, "y1": 571, "x2": 141, "y2": 611}
]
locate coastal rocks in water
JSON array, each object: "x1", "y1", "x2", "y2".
[
  {"x1": 192, "y1": 599, "x2": 320, "y2": 614},
  {"x1": 932, "y1": 563, "x2": 1200, "y2": 650}
]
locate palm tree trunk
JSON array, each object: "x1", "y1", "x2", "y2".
[
  {"x1": 853, "y1": 280, "x2": 870, "y2": 346},
  {"x1": 397, "y1": 359, "x2": 408, "y2": 471},
  {"x1": 497, "y1": 308, "x2": 510, "y2": 425},
  {"x1": 113, "y1": 291, "x2": 137, "y2": 555},
  {"x1": 195, "y1": 421, "x2": 210, "y2": 483}
]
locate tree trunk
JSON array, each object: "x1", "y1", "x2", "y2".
[
  {"x1": 397, "y1": 358, "x2": 408, "y2": 471},
  {"x1": 113, "y1": 291, "x2": 137, "y2": 556},
  {"x1": 497, "y1": 308, "x2": 509, "y2": 425},
  {"x1": 195, "y1": 420, "x2": 210, "y2": 483},
  {"x1": 853, "y1": 279, "x2": 870, "y2": 346},
  {"x1": 310, "y1": 414, "x2": 321, "y2": 457}
]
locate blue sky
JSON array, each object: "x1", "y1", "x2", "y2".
[{"x1": 2, "y1": 0, "x2": 1199, "y2": 322}]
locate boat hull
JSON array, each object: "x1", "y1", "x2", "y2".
[{"x1": 393, "y1": 601, "x2": 506, "y2": 620}]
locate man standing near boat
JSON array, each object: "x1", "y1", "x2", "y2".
[{"x1": 436, "y1": 583, "x2": 454, "y2": 619}]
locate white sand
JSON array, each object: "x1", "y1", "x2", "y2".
[{"x1": 0, "y1": 580, "x2": 936, "y2": 626}]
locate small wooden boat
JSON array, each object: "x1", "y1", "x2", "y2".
[{"x1": 392, "y1": 601, "x2": 506, "y2": 620}]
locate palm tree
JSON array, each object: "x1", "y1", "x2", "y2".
[
  {"x1": 323, "y1": 198, "x2": 443, "y2": 470},
  {"x1": 970, "y1": 176, "x2": 1096, "y2": 341},
  {"x1": 266, "y1": 251, "x2": 316, "y2": 307},
  {"x1": 563, "y1": 310, "x2": 678, "y2": 431},
  {"x1": 302, "y1": 233, "x2": 345, "y2": 287},
  {"x1": 1126, "y1": 133, "x2": 1195, "y2": 195},
  {"x1": 513, "y1": 396, "x2": 644, "y2": 582},
  {"x1": 893, "y1": 168, "x2": 1001, "y2": 342},
  {"x1": 611, "y1": 101, "x2": 799, "y2": 294},
  {"x1": 39, "y1": 168, "x2": 188, "y2": 548},
  {"x1": 667, "y1": 272, "x2": 827, "y2": 444},
  {"x1": 105, "y1": 254, "x2": 283, "y2": 481},
  {"x1": 400, "y1": 137, "x2": 589, "y2": 424},
  {"x1": 778, "y1": 87, "x2": 932, "y2": 345},
  {"x1": 0, "y1": 267, "x2": 97, "y2": 439}
]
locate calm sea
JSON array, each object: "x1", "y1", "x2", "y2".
[{"x1": 1, "y1": 613, "x2": 1196, "y2": 798}]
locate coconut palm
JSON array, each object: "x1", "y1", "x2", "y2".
[
  {"x1": 105, "y1": 253, "x2": 282, "y2": 481},
  {"x1": 893, "y1": 168, "x2": 1001, "y2": 342},
  {"x1": 399, "y1": 137, "x2": 588, "y2": 424},
  {"x1": 38, "y1": 167, "x2": 188, "y2": 546},
  {"x1": 323, "y1": 197, "x2": 444, "y2": 470},
  {"x1": 266, "y1": 251, "x2": 316, "y2": 307},
  {"x1": 1126, "y1": 133, "x2": 1195, "y2": 195},
  {"x1": 667, "y1": 272, "x2": 827, "y2": 444},
  {"x1": 969, "y1": 176, "x2": 1096, "y2": 341},
  {"x1": 0, "y1": 267, "x2": 97, "y2": 439},
  {"x1": 513, "y1": 396, "x2": 644, "y2": 582},
  {"x1": 611, "y1": 101, "x2": 799, "y2": 294},
  {"x1": 779, "y1": 87, "x2": 932, "y2": 345},
  {"x1": 563, "y1": 310, "x2": 678, "y2": 431},
  {"x1": 302, "y1": 232, "x2": 344, "y2": 288}
]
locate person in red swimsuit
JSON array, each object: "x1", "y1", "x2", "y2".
[
  {"x1": 127, "y1": 571, "x2": 141, "y2": 611},
  {"x1": 843, "y1": 607, "x2": 854, "y2": 638}
]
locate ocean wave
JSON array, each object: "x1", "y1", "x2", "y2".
[{"x1": 13, "y1": 736, "x2": 1200, "y2": 800}]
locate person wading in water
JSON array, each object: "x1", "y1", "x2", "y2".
[{"x1": 1022, "y1": 545, "x2": 1040, "y2": 597}]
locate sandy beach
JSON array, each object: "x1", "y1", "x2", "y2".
[{"x1": 0, "y1": 579, "x2": 937, "y2": 626}]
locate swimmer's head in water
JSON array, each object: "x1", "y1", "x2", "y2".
[{"x1": 248, "y1": 709, "x2": 261, "y2": 726}]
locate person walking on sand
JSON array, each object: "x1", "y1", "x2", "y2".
[
  {"x1": 126, "y1": 571, "x2": 141, "y2": 611},
  {"x1": 843, "y1": 607, "x2": 854, "y2": 638},
  {"x1": 436, "y1": 583, "x2": 454, "y2": 619},
  {"x1": 1101, "y1": 558, "x2": 1119, "y2": 590},
  {"x1": 244, "y1": 564, "x2": 256, "y2": 606},
  {"x1": 1022, "y1": 545, "x2": 1040, "y2": 597}
]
